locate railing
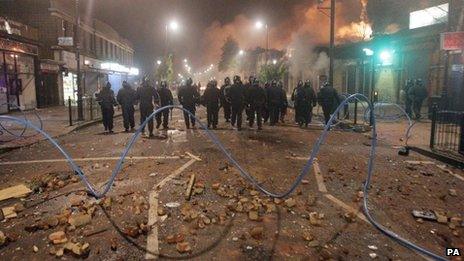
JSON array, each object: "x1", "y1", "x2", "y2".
[
  {"x1": 430, "y1": 106, "x2": 464, "y2": 158},
  {"x1": 67, "y1": 96, "x2": 102, "y2": 126}
]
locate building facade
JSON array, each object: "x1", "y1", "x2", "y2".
[
  {"x1": 0, "y1": 0, "x2": 138, "y2": 108},
  {"x1": 0, "y1": 17, "x2": 39, "y2": 113},
  {"x1": 333, "y1": 1, "x2": 463, "y2": 111}
]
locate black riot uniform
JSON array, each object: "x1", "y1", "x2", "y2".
[
  {"x1": 117, "y1": 81, "x2": 136, "y2": 132},
  {"x1": 278, "y1": 81, "x2": 288, "y2": 123},
  {"x1": 409, "y1": 78, "x2": 428, "y2": 119},
  {"x1": 220, "y1": 77, "x2": 232, "y2": 122},
  {"x1": 226, "y1": 76, "x2": 245, "y2": 130},
  {"x1": 244, "y1": 76, "x2": 254, "y2": 122},
  {"x1": 178, "y1": 78, "x2": 200, "y2": 129},
  {"x1": 293, "y1": 80, "x2": 316, "y2": 127},
  {"x1": 136, "y1": 78, "x2": 159, "y2": 137},
  {"x1": 201, "y1": 80, "x2": 221, "y2": 129},
  {"x1": 262, "y1": 82, "x2": 270, "y2": 123},
  {"x1": 156, "y1": 81, "x2": 174, "y2": 129},
  {"x1": 267, "y1": 80, "x2": 282, "y2": 126},
  {"x1": 317, "y1": 82, "x2": 341, "y2": 125},
  {"x1": 96, "y1": 82, "x2": 117, "y2": 133},
  {"x1": 247, "y1": 79, "x2": 267, "y2": 130},
  {"x1": 403, "y1": 79, "x2": 414, "y2": 117},
  {"x1": 291, "y1": 81, "x2": 304, "y2": 124}
]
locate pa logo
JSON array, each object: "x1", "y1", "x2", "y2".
[{"x1": 446, "y1": 248, "x2": 461, "y2": 256}]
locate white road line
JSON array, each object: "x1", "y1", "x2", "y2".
[
  {"x1": 324, "y1": 194, "x2": 368, "y2": 223},
  {"x1": 313, "y1": 160, "x2": 328, "y2": 193},
  {"x1": 145, "y1": 191, "x2": 159, "y2": 259},
  {"x1": 0, "y1": 156, "x2": 180, "y2": 166},
  {"x1": 155, "y1": 158, "x2": 197, "y2": 190},
  {"x1": 436, "y1": 164, "x2": 464, "y2": 182},
  {"x1": 145, "y1": 153, "x2": 201, "y2": 259}
]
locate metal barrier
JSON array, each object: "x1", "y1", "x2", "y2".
[
  {"x1": 67, "y1": 96, "x2": 102, "y2": 126},
  {"x1": 430, "y1": 106, "x2": 464, "y2": 157}
]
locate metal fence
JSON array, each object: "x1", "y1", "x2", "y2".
[
  {"x1": 430, "y1": 107, "x2": 464, "y2": 157},
  {"x1": 67, "y1": 96, "x2": 102, "y2": 126}
]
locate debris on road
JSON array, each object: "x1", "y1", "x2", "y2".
[
  {"x1": 48, "y1": 231, "x2": 67, "y2": 244},
  {"x1": 0, "y1": 184, "x2": 31, "y2": 201},
  {"x1": 185, "y1": 174, "x2": 196, "y2": 200}
]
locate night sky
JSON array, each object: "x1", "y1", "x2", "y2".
[{"x1": 83, "y1": 0, "x2": 445, "y2": 74}]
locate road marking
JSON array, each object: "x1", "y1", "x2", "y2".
[
  {"x1": 313, "y1": 160, "x2": 328, "y2": 193},
  {"x1": 404, "y1": 160, "x2": 434, "y2": 165},
  {"x1": 145, "y1": 191, "x2": 159, "y2": 259},
  {"x1": 436, "y1": 164, "x2": 464, "y2": 182},
  {"x1": 185, "y1": 151, "x2": 202, "y2": 161},
  {"x1": 145, "y1": 153, "x2": 201, "y2": 259},
  {"x1": 155, "y1": 158, "x2": 197, "y2": 189},
  {"x1": 324, "y1": 194, "x2": 368, "y2": 223},
  {"x1": 0, "y1": 156, "x2": 180, "y2": 166}
]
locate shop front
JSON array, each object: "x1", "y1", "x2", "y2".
[{"x1": 0, "y1": 37, "x2": 38, "y2": 113}]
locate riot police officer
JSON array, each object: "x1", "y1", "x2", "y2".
[
  {"x1": 96, "y1": 82, "x2": 117, "y2": 133},
  {"x1": 262, "y1": 82, "x2": 270, "y2": 123},
  {"x1": 278, "y1": 81, "x2": 288, "y2": 123},
  {"x1": 403, "y1": 79, "x2": 414, "y2": 117},
  {"x1": 244, "y1": 76, "x2": 254, "y2": 122},
  {"x1": 178, "y1": 78, "x2": 200, "y2": 129},
  {"x1": 267, "y1": 80, "x2": 281, "y2": 126},
  {"x1": 116, "y1": 81, "x2": 136, "y2": 132},
  {"x1": 291, "y1": 80, "x2": 304, "y2": 124},
  {"x1": 136, "y1": 77, "x2": 159, "y2": 137},
  {"x1": 302, "y1": 80, "x2": 317, "y2": 127},
  {"x1": 248, "y1": 79, "x2": 266, "y2": 130},
  {"x1": 220, "y1": 77, "x2": 232, "y2": 122},
  {"x1": 410, "y1": 78, "x2": 428, "y2": 119},
  {"x1": 156, "y1": 81, "x2": 174, "y2": 129},
  {"x1": 317, "y1": 81, "x2": 341, "y2": 125},
  {"x1": 201, "y1": 80, "x2": 221, "y2": 129},
  {"x1": 226, "y1": 75, "x2": 245, "y2": 130}
]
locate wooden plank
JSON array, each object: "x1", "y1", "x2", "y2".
[
  {"x1": 184, "y1": 174, "x2": 196, "y2": 200},
  {"x1": 0, "y1": 184, "x2": 32, "y2": 202},
  {"x1": 313, "y1": 161, "x2": 328, "y2": 193}
]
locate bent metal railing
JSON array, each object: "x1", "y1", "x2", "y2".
[{"x1": 430, "y1": 107, "x2": 464, "y2": 157}]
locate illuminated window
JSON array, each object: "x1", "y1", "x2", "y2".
[{"x1": 409, "y1": 3, "x2": 448, "y2": 29}]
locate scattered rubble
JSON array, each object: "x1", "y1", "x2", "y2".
[
  {"x1": 176, "y1": 242, "x2": 192, "y2": 253},
  {"x1": 48, "y1": 231, "x2": 67, "y2": 244},
  {"x1": 250, "y1": 226, "x2": 264, "y2": 239}
]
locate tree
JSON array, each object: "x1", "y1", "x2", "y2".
[
  {"x1": 218, "y1": 36, "x2": 240, "y2": 72},
  {"x1": 155, "y1": 54, "x2": 174, "y2": 83},
  {"x1": 259, "y1": 61, "x2": 288, "y2": 83}
]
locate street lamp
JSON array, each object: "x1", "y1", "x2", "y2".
[
  {"x1": 272, "y1": 59, "x2": 277, "y2": 65},
  {"x1": 156, "y1": 60, "x2": 162, "y2": 65},
  {"x1": 164, "y1": 20, "x2": 179, "y2": 56},
  {"x1": 255, "y1": 20, "x2": 270, "y2": 64},
  {"x1": 238, "y1": 49, "x2": 244, "y2": 56},
  {"x1": 183, "y1": 58, "x2": 188, "y2": 63}
]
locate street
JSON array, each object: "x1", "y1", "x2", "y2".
[{"x1": 0, "y1": 108, "x2": 462, "y2": 260}]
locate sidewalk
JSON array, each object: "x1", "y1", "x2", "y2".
[{"x1": 0, "y1": 106, "x2": 121, "y2": 151}]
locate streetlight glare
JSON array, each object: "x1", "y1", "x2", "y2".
[
  {"x1": 183, "y1": 58, "x2": 188, "y2": 63},
  {"x1": 255, "y1": 21, "x2": 264, "y2": 29},
  {"x1": 272, "y1": 59, "x2": 277, "y2": 65},
  {"x1": 156, "y1": 60, "x2": 162, "y2": 65},
  {"x1": 169, "y1": 20, "x2": 179, "y2": 31},
  {"x1": 239, "y1": 49, "x2": 244, "y2": 56}
]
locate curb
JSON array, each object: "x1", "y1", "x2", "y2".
[{"x1": 0, "y1": 113, "x2": 123, "y2": 155}]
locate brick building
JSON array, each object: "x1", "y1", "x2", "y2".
[
  {"x1": 0, "y1": 0, "x2": 138, "y2": 108},
  {"x1": 0, "y1": 17, "x2": 39, "y2": 113}
]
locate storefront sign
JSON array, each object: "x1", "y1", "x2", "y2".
[
  {"x1": 441, "y1": 32, "x2": 464, "y2": 50},
  {"x1": 40, "y1": 63, "x2": 60, "y2": 72},
  {"x1": 58, "y1": 37, "x2": 74, "y2": 46},
  {"x1": 0, "y1": 38, "x2": 38, "y2": 55}
]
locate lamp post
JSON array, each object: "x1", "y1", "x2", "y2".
[
  {"x1": 164, "y1": 20, "x2": 179, "y2": 56},
  {"x1": 255, "y1": 20, "x2": 269, "y2": 64},
  {"x1": 75, "y1": 0, "x2": 83, "y2": 121},
  {"x1": 317, "y1": 0, "x2": 336, "y2": 86}
]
